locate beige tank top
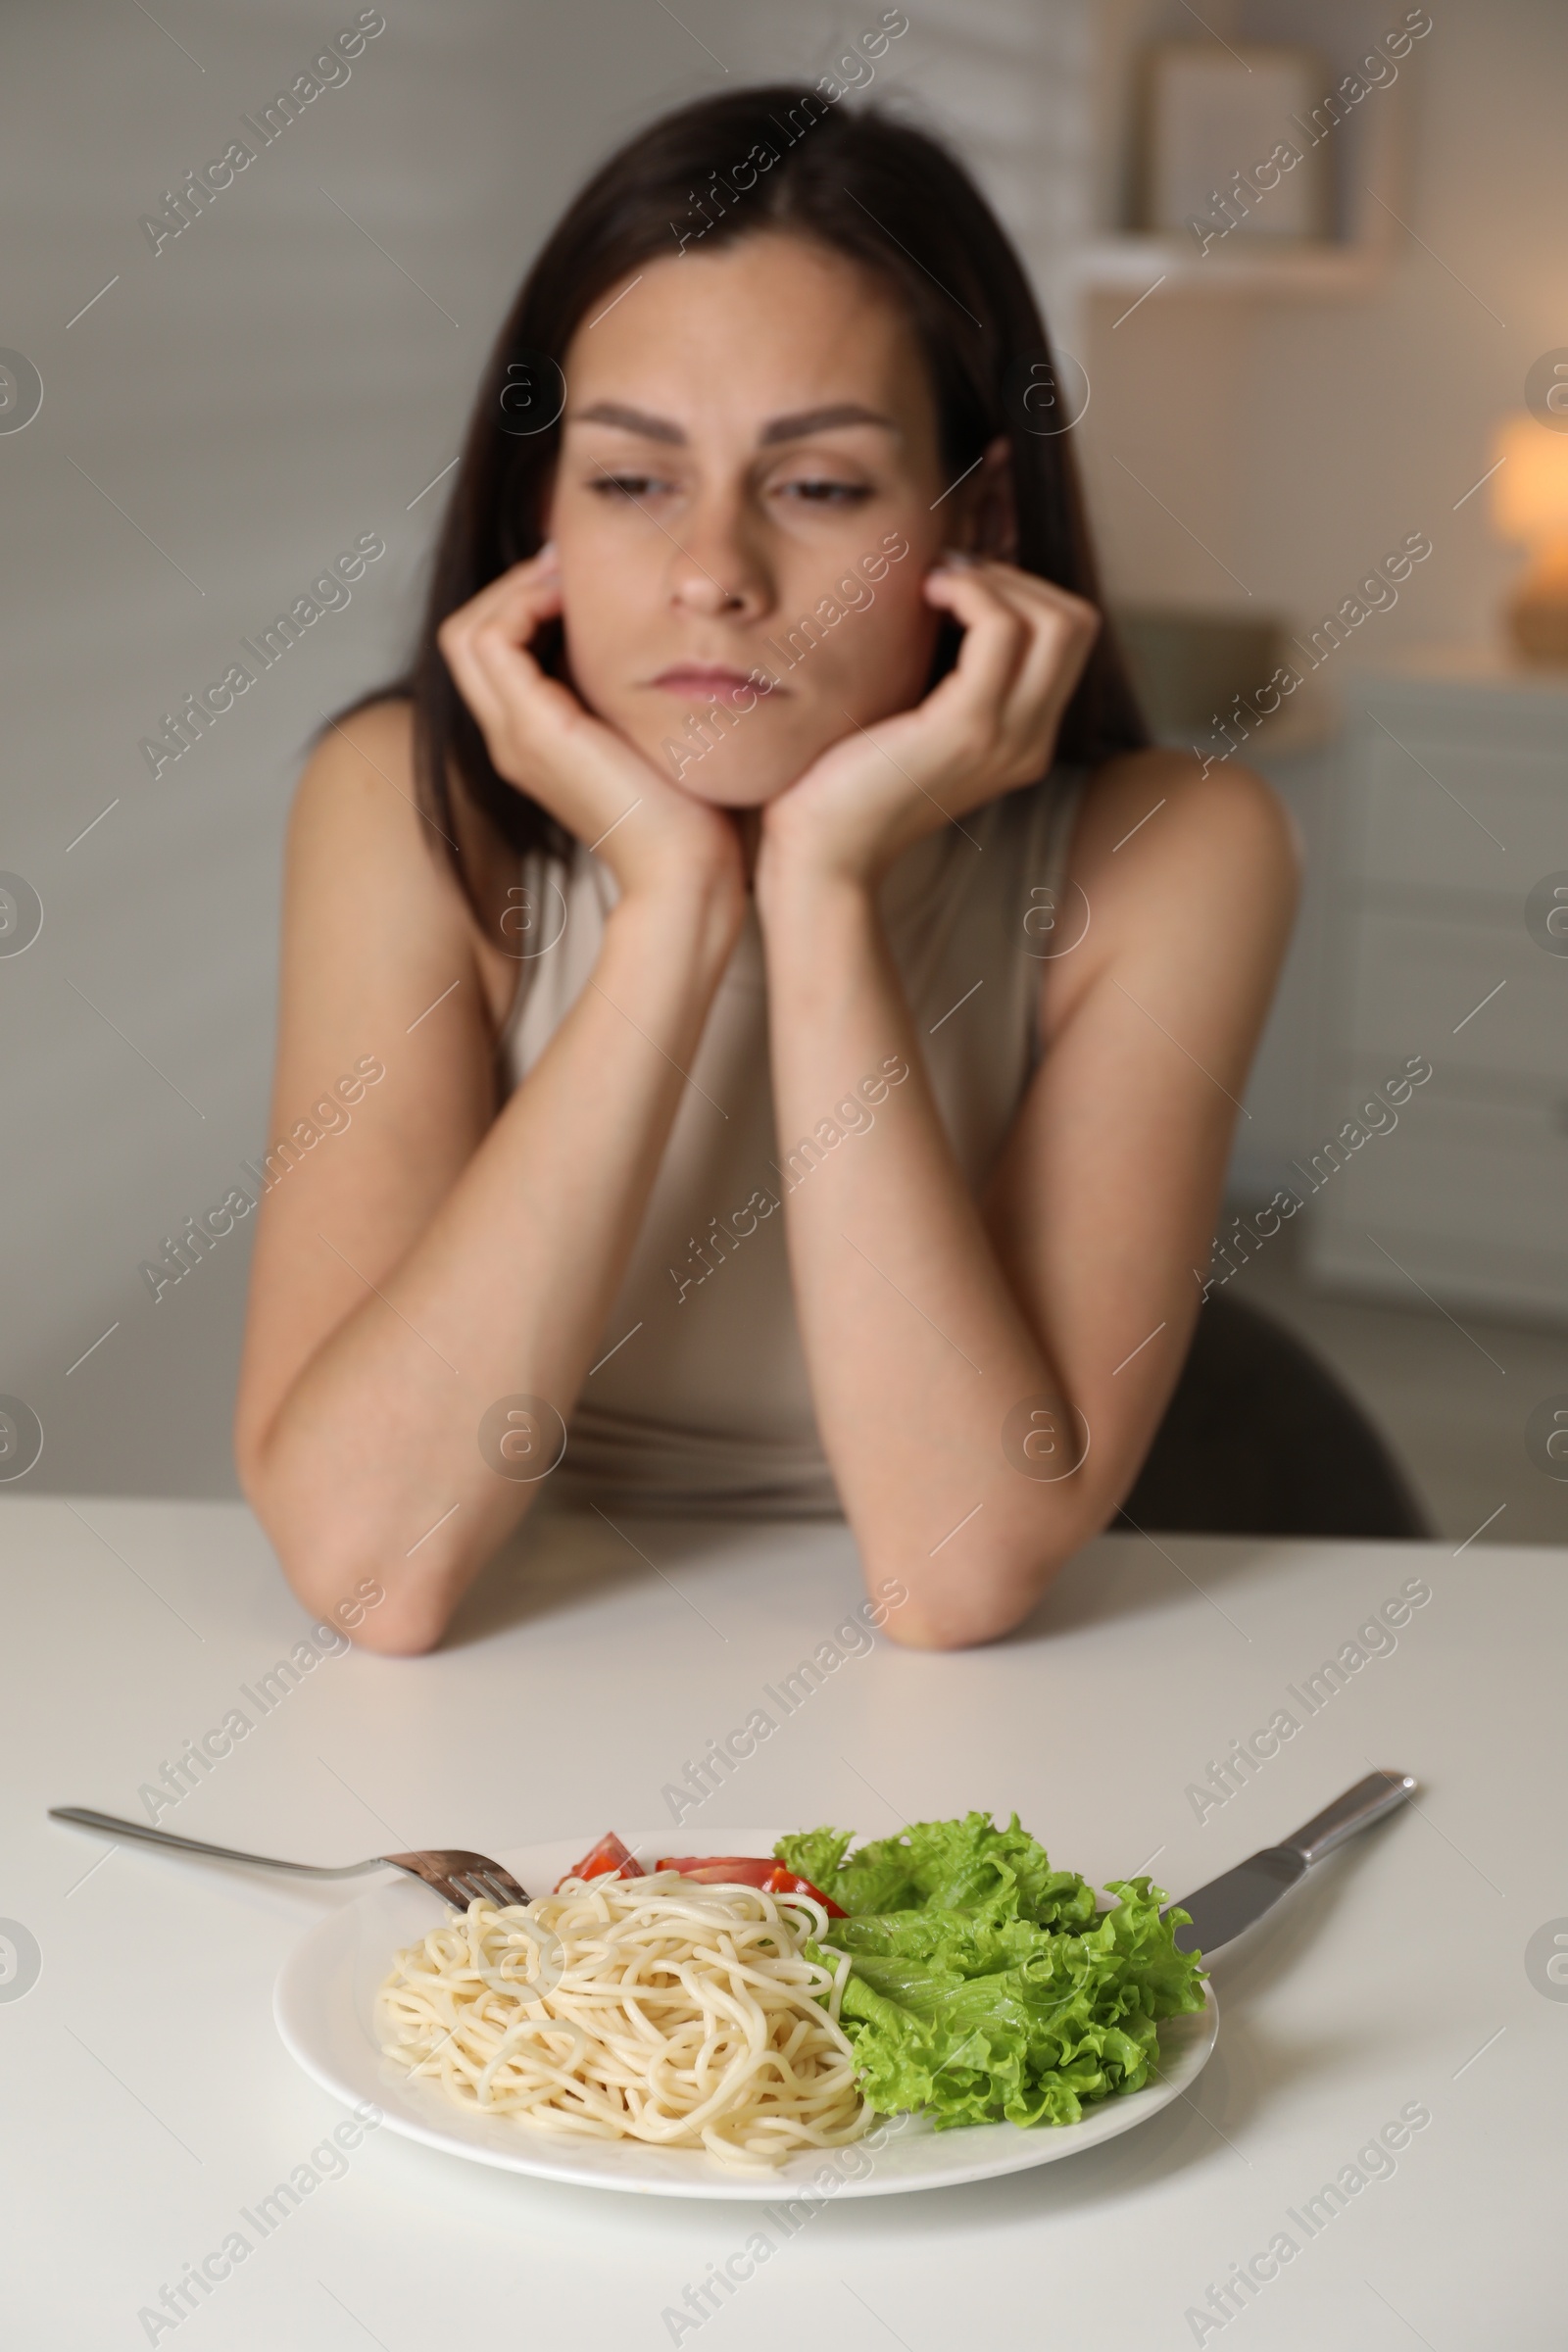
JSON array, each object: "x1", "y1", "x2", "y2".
[{"x1": 498, "y1": 766, "x2": 1087, "y2": 1516}]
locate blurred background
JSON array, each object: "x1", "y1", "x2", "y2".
[{"x1": 3, "y1": 0, "x2": 1566, "y2": 1542}]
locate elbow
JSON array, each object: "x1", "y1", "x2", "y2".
[
  {"x1": 278, "y1": 1532, "x2": 464, "y2": 1656},
  {"x1": 879, "y1": 1560, "x2": 1060, "y2": 1652},
  {"x1": 277, "y1": 1544, "x2": 458, "y2": 1658},
  {"x1": 881, "y1": 1606, "x2": 999, "y2": 1652},
  {"x1": 874, "y1": 1514, "x2": 1098, "y2": 1651},
  {"x1": 237, "y1": 1437, "x2": 462, "y2": 1658},
  {"x1": 881, "y1": 1591, "x2": 1037, "y2": 1651},
  {"x1": 335, "y1": 1587, "x2": 450, "y2": 1656}
]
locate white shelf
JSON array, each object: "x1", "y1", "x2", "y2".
[
  {"x1": 1352, "y1": 644, "x2": 1568, "y2": 697},
  {"x1": 1073, "y1": 0, "x2": 1411, "y2": 308},
  {"x1": 1071, "y1": 230, "x2": 1390, "y2": 302}
]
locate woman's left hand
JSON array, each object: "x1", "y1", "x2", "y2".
[{"x1": 759, "y1": 555, "x2": 1101, "y2": 888}]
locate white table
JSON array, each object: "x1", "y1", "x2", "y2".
[{"x1": 2, "y1": 1496, "x2": 1560, "y2": 2348}]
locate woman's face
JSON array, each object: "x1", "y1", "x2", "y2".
[{"x1": 546, "y1": 231, "x2": 974, "y2": 808}]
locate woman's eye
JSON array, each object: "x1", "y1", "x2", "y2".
[
  {"x1": 589, "y1": 472, "x2": 669, "y2": 501},
  {"x1": 778, "y1": 478, "x2": 872, "y2": 506}
]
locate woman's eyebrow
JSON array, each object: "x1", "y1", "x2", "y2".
[
  {"x1": 570, "y1": 400, "x2": 685, "y2": 444},
  {"x1": 568, "y1": 399, "x2": 897, "y2": 446},
  {"x1": 758, "y1": 403, "x2": 897, "y2": 444}
]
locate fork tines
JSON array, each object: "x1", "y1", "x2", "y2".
[
  {"x1": 387, "y1": 1849, "x2": 530, "y2": 1912},
  {"x1": 449, "y1": 1866, "x2": 528, "y2": 1910}
]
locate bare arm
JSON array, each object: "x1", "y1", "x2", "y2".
[
  {"x1": 756, "y1": 561, "x2": 1298, "y2": 1647},
  {"x1": 235, "y1": 557, "x2": 745, "y2": 1651}
]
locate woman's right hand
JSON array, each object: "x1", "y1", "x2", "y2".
[{"x1": 436, "y1": 546, "x2": 746, "y2": 907}]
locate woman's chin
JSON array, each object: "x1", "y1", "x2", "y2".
[
  {"x1": 648, "y1": 729, "x2": 820, "y2": 808},
  {"x1": 668, "y1": 762, "x2": 803, "y2": 810}
]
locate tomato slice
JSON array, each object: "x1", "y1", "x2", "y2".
[
  {"x1": 654, "y1": 1854, "x2": 846, "y2": 1918},
  {"x1": 656, "y1": 1854, "x2": 776, "y2": 1885},
  {"x1": 764, "y1": 1863, "x2": 847, "y2": 1919},
  {"x1": 557, "y1": 1831, "x2": 644, "y2": 1889}
]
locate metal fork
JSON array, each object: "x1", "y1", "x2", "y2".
[{"x1": 48, "y1": 1806, "x2": 529, "y2": 1911}]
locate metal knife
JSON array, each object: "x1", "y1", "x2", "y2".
[{"x1": 1165, "y1": 1769, "x2": 1417, "y2": 1958}]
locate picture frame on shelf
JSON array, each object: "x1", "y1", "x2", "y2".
[{"x1": 1139, "y1": 41, "x2": 1333, "y2": 248}]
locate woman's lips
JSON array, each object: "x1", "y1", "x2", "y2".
[{"x1": 650, "y1": 664, "x2": 777, "y2": 707}]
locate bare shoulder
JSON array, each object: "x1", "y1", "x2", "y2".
[
  {"x1": 1074, "y1": 745, "x2": 1298, "y2": 884},
  {"x1": 289, "y1": 697, "x2": 425, "y2": 875},
  {"x1": 1045, "y1": 746, "x2": 1299, "y2": 1025},
  {"x1": 1076, "y1": 746, "x2": 1298, "y2": 936},
  {"x1": 290, "y1": 698, "x2": 447, "y2": 899}
]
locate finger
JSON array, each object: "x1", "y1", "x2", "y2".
[
  {"x1": 440, "y1": 557, "x2": 565, "y2": 743},
  {"x1": 918, "y1": 562, "x2": 1032, "y2": 728},
  {"x1": 462, "y1": 611, "x2": 579, "y2": 761},
  {"x1": 438, "y1": 548, "x2": 562, "y2": 669},
  {"x1": 987, "y1": 572, "x2": 1100, "y2": 754},
  {"x1": 442, "y1": 543, "x2": 557, "y2": 634},
  {"x1": 978, "y1": 558, "x2": 1098, "y2": 648},
  {"x1": 444, "y1": 550, "x2": 562, "y2": 654},
  {"x1": 945, "y1": 562, "x2": 1099, "y2": 771},
  {"x1": 473, "y1": 548, "x2": 564, "y2": 635},
  {"x1": 439, "y1": 613, "x2": 513, "y2": 745}
]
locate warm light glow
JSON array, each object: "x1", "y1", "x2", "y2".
[{"x1": 1491, "y1": 416, "x2": 1568, "y2": 545}]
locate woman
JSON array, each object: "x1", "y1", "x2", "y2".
[{"x1": 234, "y1": 84, "x2": 1303, "y2": 1656}]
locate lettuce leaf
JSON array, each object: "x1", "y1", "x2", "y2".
[
  {"x1": 779, "y1": 1809, "x2": 1101, "y2": 1931},
  {"x1": 777, "y1": 1813, "x2": 1206, "y2": 2132}
]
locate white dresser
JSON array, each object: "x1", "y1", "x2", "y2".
[{"x1": 1308, "y1": 654, "x2": 1568, "y2": 1321}]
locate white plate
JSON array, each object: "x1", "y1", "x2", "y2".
[{"x1": 273, "y1": 1826, "x2": 1218, "y2": 2201}]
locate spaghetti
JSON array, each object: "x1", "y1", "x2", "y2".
[{"x1": 377, "y1": 1871, "x2": 870, "y2": 2168}]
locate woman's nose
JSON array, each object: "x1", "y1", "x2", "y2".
[{"x1": 666, "y1": 509, "x2": 768, "y2": 619}]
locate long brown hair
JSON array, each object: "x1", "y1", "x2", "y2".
[{"x1": 338, "y1": 83, "x2": 1148, "y2": 918}]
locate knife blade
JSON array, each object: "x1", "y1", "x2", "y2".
[{"x1": 1165, "y1": 1768, "x2": 1417, "y2": 1957}]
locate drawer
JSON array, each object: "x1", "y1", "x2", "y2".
[
  {"x1": 1307, "y1": 1218, "x2": 1568, "y2": 1322},
  {"x1": 1305, "y1": 1078, "x2": 1568, "y2": 1308},
  {"x1": 1339, "y1": 908, "x2": 1568, "y2": 1089},
  {"x1": 1353, "y1": 730, "x2": 1568, "y2": 897}
]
